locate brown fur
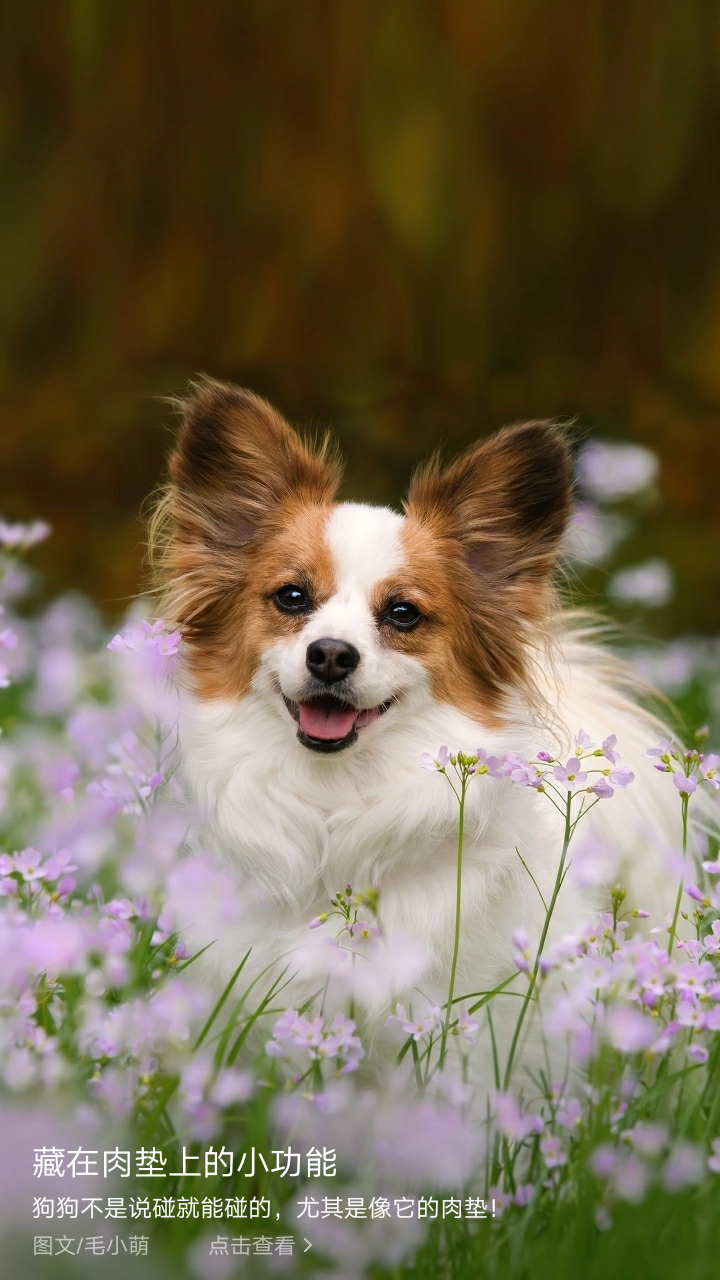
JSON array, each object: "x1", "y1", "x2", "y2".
[
  {"x1": 151, "y1": 382, "x2": 573, "y2": 716},
  {"x1": 399, "y1": 423, "x2": 574, "y2": 722},
  {"x1": 152, "y1": 378, "x2": 341, "y2": 699}
]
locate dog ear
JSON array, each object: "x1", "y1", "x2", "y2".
[
  {"x1": 168, "y1": 378, "x2": 342, "y2": 549},
  {"x1": 404, "y1": 421, "x2": 573, "y2": 585}
]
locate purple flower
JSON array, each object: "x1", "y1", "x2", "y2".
[
  {"x1": 627, "y1": 1123, "x2": 668, "y2": 1158},
  {"x1": 373, "y1": 1099, "x2": 484, "y2": 1189},
  {"x1": 613, "y1": 1154, "x2": 651, "y2": 1203},
  {"x1": 605, "y1": 1007, "x2": 657, "y2": 1053},
  {"x1": 494, "y1": 1092, "x2": 541, "y2": 1142},
  {"x1": 514, "y1": 1183, "x2": 535, "y2": 1206},
  {"x1": 540, "y1": 1136, "x2": 567, "y2": 1169},
  {"x1": 107, "y1": 619, "x2": 181, "y2": 663},
  {"x1": 609, "y1": 765, "x2": 634, "y2": 788},
  {"x1": 590, "y1": 1144, "x2": 617, "y2": 1178},
  {"x1": 700, "y1": 754, "x2": 720, "y2": 790},
  {"x1": 557, "y1": 1097, "x2": 582, "y2": 1130},
  {"x1": 588, "y1": 777, "x2": 614, "y2": 800},
  {"x1": 308, "y1": 913, "x2": 329, "y2": 929},
  {"x1": 455, "y1": 1008, "x2": 479, "y2": 1042},
  {"x1": 552, "y1": 759, "x2": 588, "y2": 792},
  {"x1": 386, "y1": 1002, "x2": 442, "y2": 1042},
  {"x1": 576, "y1": 441, "x2": 658, "y2": 502},
  {"x1": 684, "y1": 883, "x2": 709, "y2": 905},
  {"x1": 662, "y1": 1142, "x2": 705, "y2": 1192},
  {"x1": 602, "y1": 734, "x2": 620, "y2": 764},
  {"x1": 0, "y1": 518, "x2": 50, "y2": 549},
  {"x1": 210, "y1": 1069, "x2": 254, "y2": 1107},
  {"x1": 266, "y1": 998, "x2": 361, "y2": 1070},
  {"x1": 686, "y1": 1043, "x2": 709, "y2": 1064},
  {"x1": 13, "y1": 848, "x2": 46, "y2": 883},
  {"x1": 609, "y1": 559, "x2": 673, "y2": 608},
  {"x1": 470, "y1": 749, "x2": 505, "y2": 778},
  {"x1": 574, "y1": 729, "x2": 594, "y2": 752},
  {"x1": 511, "y1": 927, "x2": 531, "y2": 974},
  {"x1": 674, "y1": 774, "x2": 697, "y2": 795},
  {"x1": 420, "y1": 745, "x2": 451, "y2": 771},
  {"x1": 487, "y1": 1186, "x2": 511, "y2": 1216},
  {"x1": 645, "y1": 739, "x2": 676, "y2": 760},
  {"x1": 504, "y1": 754, "x2": 542, "y2": 788}
]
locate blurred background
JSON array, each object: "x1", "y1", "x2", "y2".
[{"x1": 1, "y1": 0, "x2": 719, "y2": 643}]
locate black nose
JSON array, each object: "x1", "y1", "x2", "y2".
[{"x1": 306, "y1": 638, "x2": 360, "y2": 685}]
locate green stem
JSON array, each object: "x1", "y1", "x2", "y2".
[
  {"x1": 502, "y1": 795, "x2": 573, "y2": 1089},
  {"x1": 667, "y1": 793, "x2": 689, "y2": 958},
  {"x1": 439, "y1": 774, "x2": 467, "y2": 1069}
]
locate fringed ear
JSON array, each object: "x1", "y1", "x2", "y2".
[
  {"x1": 404, "y1": 422, "x2": 573, "y2": 590},
  {"x1": 169, "y1": 378, "x2": 342, "y2": 548},
  {"x1": 155, "y1": 378, "x2": 342, "y2": 631}
]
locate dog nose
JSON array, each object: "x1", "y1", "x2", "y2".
[{"x1": 306, "y1": 638, "x2": 360, "y2": 685}]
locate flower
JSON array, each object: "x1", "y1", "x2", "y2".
[
  {"x1": 605, "y1": 1007, "x2": 657, "y2": 1053},
  {"x1": 470, "y1": 748, "x2": 504, "y2": 778},
  {"x1": 686, "y1": 1044, "x2": 709, "y2": 1064},
  {"x1": 540, "y1": 1136, "x2": 567, "y2": 1169},
  {"x1": 0, "y1": 518, "x2": 50, "y2": 549},
  {"x1": 609, "y1": 765, "x2": 634, "y2": 788},
  {"x1": 556, "y1": 1098, "x2": 583, "y2": 1130},
  {"x1": 627, "y1": 1123, "x2": 668, "y2": 1158},
  {"x1": 552, "y1": 759, "x2": 588, "y2": 792},
  {"x1": 602, "y1": 734, "x2": 620, "y2": 764},
  {"x1": 609, "y1": 559, "x2": 674, "y2": 608},
  {"x1": 684, "y1": 883, "x2": 710, "y2": 905},
  {"x1": 454, "y1": 1009, "x2": 479, "y2": 1042},
  {"x1": 503, "y1": 753, "x2": 542, "y2": 788},
  {"x1": 576, "y1": 441, "x2": 658, "y2": 502},
  {"x1": 12, "y1": 848, "x2": 46, "y2": 883},
  {"x1": 511, "y1": 927, "x2": 531, "y2": 974},
  {"x1": 674, "y1": 774, "x2": 697, "y2": 795},
  {"x1": 507, "y1": 1183, "x2": 531, "y2": 1207},
  {"x1": 420, "y1": 745, "x2": 451, "y2": 771},
  {"x1": 700, "y1": 755, "x2": 720, "y2": 789},
  {"x1": 373, "y1": 1098, "x2": 485, "y2": 1189},
  {"x1": 385, "y1": 1003, "x2": 442, "y2": 1042},
  {"x1": 662, "y1": 1142, "x2": 705, "y2": 1192},
  {"x1": 645, "y1": 739, "x2": 677, "y2": 760},
  {"x1": 494, "y1": 1092, "x2": 542, "y2": 1142}
]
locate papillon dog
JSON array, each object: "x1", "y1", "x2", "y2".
[{"x1": 152, "y1": 378, "x2": 694, "y2": 1087}]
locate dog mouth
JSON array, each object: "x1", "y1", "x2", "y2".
[{"x1": 282, "y1": 694, "x2": 394, "y2": 753}]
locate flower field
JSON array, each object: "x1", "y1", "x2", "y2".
[{"x1": 1, "y1": 446, "x2": 719, "y2": 1280}]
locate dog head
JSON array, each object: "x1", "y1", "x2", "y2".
[{"x1": 155, "y1": 379, "x2": 573, "y2": 752}]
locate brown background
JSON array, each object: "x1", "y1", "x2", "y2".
[{"x1": 1, "y1": 2, "x2": 719, "y2": 632}]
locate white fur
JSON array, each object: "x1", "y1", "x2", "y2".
[
  {"x1": 174, "y1": 502, "x2": 693, "y2": 1093},
  {"x1": 269, "y1": 503, "x2": 423, "y2": 712}
]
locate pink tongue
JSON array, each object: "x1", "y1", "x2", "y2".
[{"x1": 298, "y1": 702, "x2": 359, "y2": 741}]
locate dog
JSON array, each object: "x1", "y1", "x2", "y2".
[{"x1": 151, "y1": 378, "x2": 692, "y2": 1087}]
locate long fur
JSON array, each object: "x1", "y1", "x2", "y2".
[{"x1": 150, "y1": 380, "x2": 710, "y2": 1094}]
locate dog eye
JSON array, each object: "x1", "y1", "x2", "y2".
[
  {"x1": 384, "y1": 601, "x2": 422, "y2": 630},
  {"x1": 273, "y1": 584, "x2": 310, "y2": 613}
]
